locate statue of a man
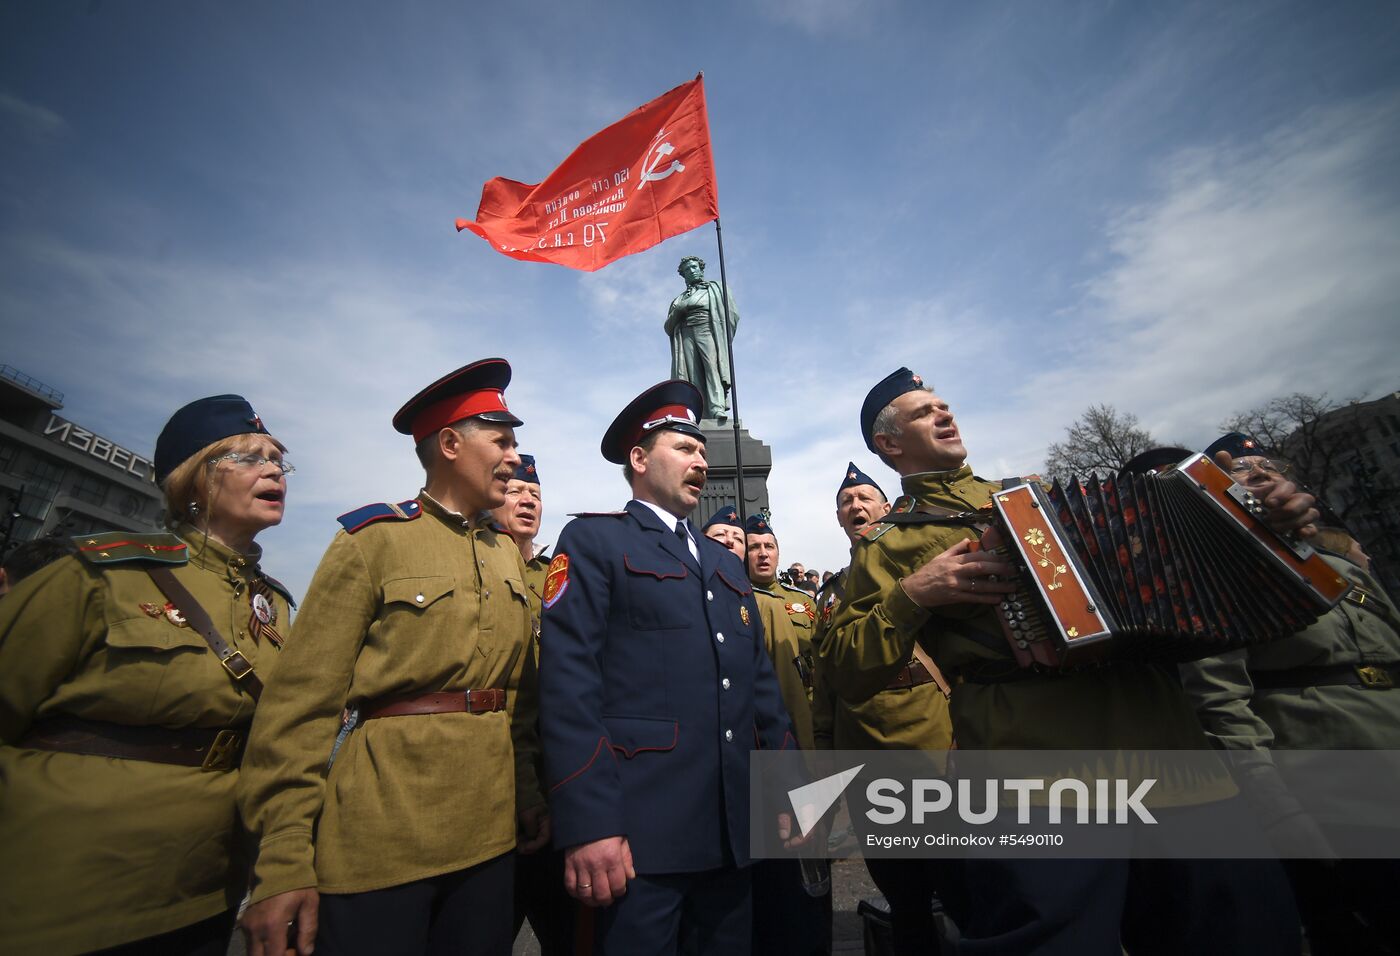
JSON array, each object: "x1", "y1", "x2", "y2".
[{"x1": 665, "y1": 255, "x2": 739, "y2": 422}]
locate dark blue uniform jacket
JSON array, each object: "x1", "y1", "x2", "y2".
[{"x1": 539, "y1": 500, "x2": 795, "y2": 874}]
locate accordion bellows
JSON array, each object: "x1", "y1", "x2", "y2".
[{"x1": 989, "y1": 454, "x2": 1350, "y2": 671}]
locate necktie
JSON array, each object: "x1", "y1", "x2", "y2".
[
  {"x1": 675, "y1": 521, "x2": 688, "y2": 544},
  {"x1": 248, "y1": 576, "x2": 284, "y2": 648}
]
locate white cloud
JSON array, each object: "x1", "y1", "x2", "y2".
[
  {"x1": 977, "y1": 93, "x2": 1400, "y2": 472},
  {"x1": 0, "y1": 91, "x2": 68, "y2": 139}
]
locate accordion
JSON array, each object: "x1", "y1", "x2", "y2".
[{"x1": 987, "y1": 453, "x2": 1350, "y2": 670}]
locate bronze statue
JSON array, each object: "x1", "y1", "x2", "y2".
[{"x1": 665, "y1": 256, "x2": 739, "y2": 421}]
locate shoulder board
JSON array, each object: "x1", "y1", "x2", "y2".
[
  {"x1": 858, "y1": 521, "x2": 898, "y2": 544},
  {"x1": 337, "y1": 499, "x2": 422, "y2": 534},
  {"x1": 890, "y1": 494, "x2": 916, "y2": 514},
  {"x1": 816, "y1": 572, "x2": 841, "y2": 598},
  {"x1": 567, "y1": 511, "x2": 628, "y2": 518},
  {"x1": 260, "y1": 572, "x2": 298, "y2": 608},
  {"x1": 778, "y1": 583, "x2": 812, "y2": 600},
  {"x1": 73, "y1": 531, "x2": 188, "y2": 566}
]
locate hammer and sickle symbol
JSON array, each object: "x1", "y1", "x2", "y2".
[{"x1": 636, "y1": 130, "x2": 685, "y2": 190}]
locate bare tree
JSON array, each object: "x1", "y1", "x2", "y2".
[{"x1": 1042, "y1": 404, "x2": 1158, "y2": 480}]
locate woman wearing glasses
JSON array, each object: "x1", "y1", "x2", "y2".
[{"x1": 0, "y1": 395, "x2": 295, "y2": 955}]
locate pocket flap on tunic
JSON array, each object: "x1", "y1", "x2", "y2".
[
  {"x1": 602, "y1": 715, "x2": 680, "y2": 758},
  {"x1": 623, "y1": 555, "x2": 688, "y2": 581},
  {"x1": 383, "y1": 576, "x2": 455, "y2": 609},
  {"x1": 105, "y1": 616, "x2": 210, "y2": 652},
  {"x1": 715, "y1": 567, "x2": 752, "y2": 596},
  {"x1": 505, "y1": 576, "x2": 530, "y2": 604}
]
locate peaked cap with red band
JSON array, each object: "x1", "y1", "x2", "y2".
[
  {"x1": 393, "y1": 357, "x2": 523, "y2": 443},
  {"x1": 601, "y1": 380, "x2": 705, "y2": 464}
]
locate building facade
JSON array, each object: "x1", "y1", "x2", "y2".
[{"x1": 0, "y1": 365, "x2": 165, "y2": 555}]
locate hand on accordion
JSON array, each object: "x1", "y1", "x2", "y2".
[
  {"x1": 899, "y1": 537, "x2": 1019, "y2": 609},
  {"x1": 1211, "y1": 450, "x2": 1320, "y2": 538}
]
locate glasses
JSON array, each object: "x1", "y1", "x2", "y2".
[
  {"x1": 210, "y1": 453, "x2": 296, "y2": 476},
  {"x1": 1227, "y1": 458, "x2": 1291, "y2": 478}
]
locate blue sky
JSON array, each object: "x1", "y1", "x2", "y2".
[{"x1": 3, "y1": 0, "x2": 1398, "y2": 598}]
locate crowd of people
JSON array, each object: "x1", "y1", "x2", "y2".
[{"x1": 0, "y1": 359, "x2": 1396, "y2": 956}]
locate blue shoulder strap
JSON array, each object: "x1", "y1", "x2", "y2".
[{"x1": 337, "y1": 499, "x2": 422, "y2": 534}]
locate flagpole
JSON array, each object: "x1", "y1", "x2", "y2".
[{"x1": 713, "y1": 218, "x2": 748, "y2": 523}]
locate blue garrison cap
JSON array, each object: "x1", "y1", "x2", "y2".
[
  {"x1": 702, "y1": 505, "x2": 742, "y2": 532},
  {"x1": 839, "y1": 461, "x2": 885, "y2": 500},
  {"x1": 861, "y1": 367, "x2": 927, "y2": 453},
  {"x1": 1205, "y1": 432, "x2": 1267, "y2": 461},
  {"x1": 513, "y1": 453, "x2": 540, "y2": 485},
  {"x1": 745, "y1": 513, "x2": 775, "y2": 538},
  {"x1": 154, "y1": 394, "x2": 273, "y2": 485}
]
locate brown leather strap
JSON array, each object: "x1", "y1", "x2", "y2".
[
  {"x1": 147, "y1": 566, "x2": 263, "y2": 700},
  {"x1": 362, "y1": 688, "x2": 508, "y2": 720},
  {"x1": 909, "y1": 642, "x2": 953, "y2": 699},
  {"x1": 885, "y1": 656, "x2": 950, "y2": 696},
  {"x1": 885, "y1": 661, "x2": 932, "y2": 690},
  {"x1": 19, "y1": 715, "x2": 246, "y2": 771}
]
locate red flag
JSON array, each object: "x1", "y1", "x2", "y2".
[{"x1": 456, "y1": 75, "x2": 718, "y2": 272}]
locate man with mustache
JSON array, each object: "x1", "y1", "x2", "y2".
[
  {"x1": 239, "y1": 359, "x2": 546, "y2": 956},
  {"x1": 538, "y1": 380, "x2": 795, "y2": 955}
]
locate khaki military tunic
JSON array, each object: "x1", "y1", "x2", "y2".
[
  {"x1": 1181, "y1": 554, "x2": 1400, "y2": 825},
  {"x1": 238, "y1": 494, "x2": 541, "y2": 904},
  {"x1": 524, "y1": 548, "x2": 549, "y2": 662},
  {"x1": 822, "y1": 467, "x2": 1231, "y2": 805},
  {"x1": 0, "y1": 528, "x2": 289, "y2": 954},
  {"x1": 753, "y1": 581, "x2": 820, "y2": 750},
  {"x1": 811, "y1": 567, "x2": 952, "y2": 751}
]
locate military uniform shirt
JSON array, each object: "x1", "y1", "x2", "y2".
[
  {"x1": 812, "y1": 566, "x2": 952, "y2": 751},
  {"x1": 238, "y1": 494, "x2": 541, "y2": 903},
  {"x1": 1182, "y1": 553, "x2": 1400, "y2": 825},
  {"x1": 0, "y1": 528, "x2": 289, "y2": 954},
  {"x1": 753, "y1": 581, "x2": 820, "y2": 751}
]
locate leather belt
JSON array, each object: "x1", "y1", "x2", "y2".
[
  {"x1": 1250, "y1": 663, "x2": 1399, "y2": 691},
  {"x1": 362, "y1": 688, "x2": 508, "y2": 720},
  {"x1": 886, "y1": 659, "x2": 937, "y2": 690},
  {"x1": 18, "y1": 715, "x2": 245, "y2": 771}
]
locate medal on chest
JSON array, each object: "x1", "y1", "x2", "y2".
[
  {"x1": 140, "y1": 600, "x2": 189, "y2": 628},
  {"x1": 252, "y1": 591, "x2": 276, "y2": 625}
]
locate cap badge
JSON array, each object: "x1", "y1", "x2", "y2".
[
  {"x1": 248, "y1": 415, "x2": 263, "y2": 430},
  {"x1": 911, "y1": 374, "x2": 923, "y2": 387}
]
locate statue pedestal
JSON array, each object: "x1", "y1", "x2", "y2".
[{"x1": 695, "y1": 421, "x2": 771, "y2": 526}]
